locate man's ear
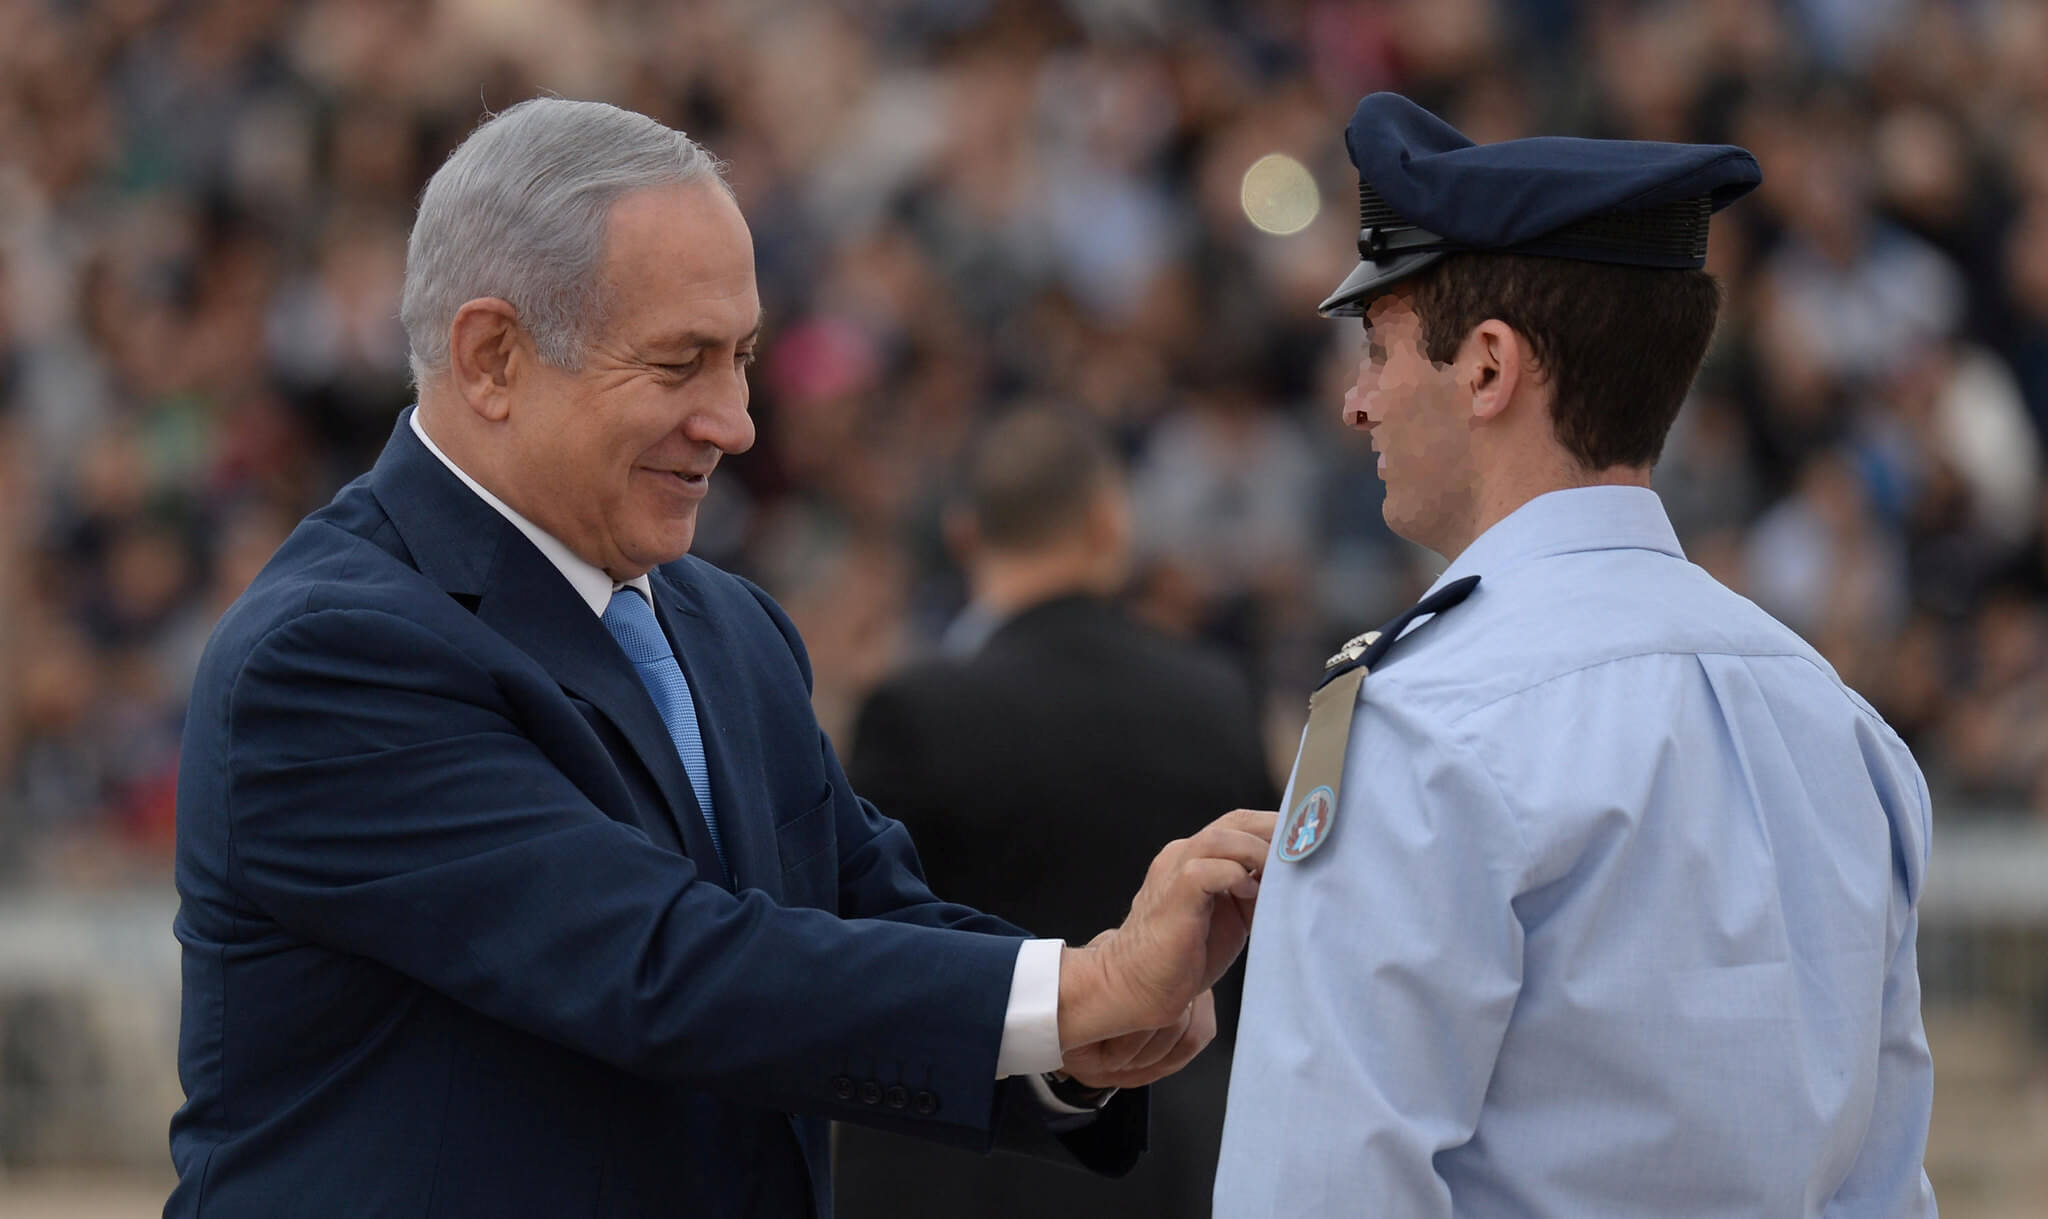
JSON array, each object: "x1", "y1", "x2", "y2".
[
  {"x1": 446, "y1": 298, "x2": 525, "y2": 422},
  {"x1": 1090, "y1": 482, "x2": 1136, "y2": 588},
  {"x1": 1465, "y1": 319, "x2": 1524, "y2": 424},
  {"x1": 942, "y1": 504, "x2": 980, "y2": 569},
  {"x1": 1086, "y1": 481, "x2": 1133, "y2": 556}
]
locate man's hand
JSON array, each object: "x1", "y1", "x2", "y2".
[
  {"x1": 1057, "y1": 808, "x2": 1275, "y2": 1053},
  {"x1": 1061, "y1": 989, "x2": 1219, "y2": 1089}
]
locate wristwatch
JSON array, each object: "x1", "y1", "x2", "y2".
[{"x1": 1041, "y1": 1070, "x2": 1116, "y2": 1110}]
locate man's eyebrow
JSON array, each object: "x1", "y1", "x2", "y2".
[{"x1": 648, "y1": 312, "x2": 766, "y2": 351}]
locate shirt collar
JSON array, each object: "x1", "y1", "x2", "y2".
[
  {"x1": 1427, "y1": 485, "x2": 1686, "y2": 596},
  {"x1": 410, "y1": 409, "x2": 652, "y2": 616}
]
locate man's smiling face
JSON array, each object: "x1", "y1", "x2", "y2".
[{"x1": 504, "y1": 181, "x2": 762, "y2": 580}]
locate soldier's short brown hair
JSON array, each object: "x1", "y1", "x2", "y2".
[{"x1": 1405, "y1": 253, "x2": 1723, "y2": 470}]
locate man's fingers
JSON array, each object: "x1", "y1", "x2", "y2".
[
  {"x1": 1095, "y1": 1028, "x2": 1149, "y2": 1071},
  {"x1": 1087, "y1": 809, "x2": 1277, "y2": 1039},
  {"x1": 1149, "y1": 811, "x2": 1276, "y2": 874},
  {"x1": 1227, "y1": 885, "x2": 1260, "y2": 925},
  {"x1": 1149, "y1": 833, "x2": 1268, "y2": 902},
  {"x1": 1122, "y1": 1008, "x2": 1192, "y2": 1072},
  {"x1": 1188, "y1": 989, "x2": 1218, "y2": 1047},
  {"x1": 1174, "y1": 855, "x2": 1266, "y2": 902},
  {"x1": 1187, "y1": 820, "x2": 1275, "y2": 867},
  {"x1": 1082, "y1": 994, "x2": 1219, "y2": 1088},
  {"x1": 1215, "y1": 808, "x2": 1278, "y2": 841}
]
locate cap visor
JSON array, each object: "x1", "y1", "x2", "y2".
[{"x1": 1317, "y1": 250, "x2": 1446, "y2": 317}]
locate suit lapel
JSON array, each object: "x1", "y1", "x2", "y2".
[
  {"x1": 366, "y1": 410, "x2": 734, "y2": 890},
  {"x1": 475, "y1": 548, "x2": 735, "y2": 890},
  {"x1": 651, "y1": 570, "x2": 780, "y2": 899}
]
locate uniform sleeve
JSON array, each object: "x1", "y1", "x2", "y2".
[
  {"x1": 1824, "y1": 908, "x2": 1936, "y2": 1217},
  {"x1": 1217, "y1": 695, "x2": 1528, "y2": 1217},
  {"x1": 1827, "y1": 769, "x2": 1937, "y2": 1218}
]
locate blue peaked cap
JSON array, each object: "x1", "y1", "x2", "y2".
[{"x1": 1320, "y1": 93, "x2": 1763, "y2": 316}]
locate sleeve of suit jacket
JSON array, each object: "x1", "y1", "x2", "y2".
[
  {"x1": 736, "y1": 578, "x2": 1147, "y2": 1172},
  {"x1": 217, "y1": 598, "x2": 1066, "y2": 1152}
]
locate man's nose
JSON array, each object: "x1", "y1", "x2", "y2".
[
  {"x1": 1343, "y1": 381, "x2": 1374, "y2": 428},
  {"x1": 693, "y1": 366, "x2": 757, "y2": 454}
]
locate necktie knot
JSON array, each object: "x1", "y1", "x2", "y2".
[{"x1": 603, "y1": 588, "x2": 670, "y2": 664}]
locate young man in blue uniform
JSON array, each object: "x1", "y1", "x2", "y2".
[{"x1": 1214, "y1": 94, "x2": 1936, "y2": 1218}]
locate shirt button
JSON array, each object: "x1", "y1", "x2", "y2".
[
  {"x1": 858, "y1": 1080, "x2": 882, "y2": 1106},
  {"x1": 913, "y1": 1090, "x2": 939, "y2": 1116},
  {"x1": 884, "y1": 1085, "x2": 909, "y2": 1109},
  {"x1": 831, "y1": 1076, "x2": 855, "y2": 1101}
]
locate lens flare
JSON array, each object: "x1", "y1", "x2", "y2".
[{"x1": 1241, "y1": 153, "x2": 1320, "y2": 235}]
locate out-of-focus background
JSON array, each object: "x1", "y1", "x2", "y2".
[{"x1": 1, "y1": 0, "x2": 2045, "y2": 1214}]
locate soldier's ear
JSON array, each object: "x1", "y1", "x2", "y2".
[{"x1": 1465, "y1": 319, "x2": 1521, "y2": 424}]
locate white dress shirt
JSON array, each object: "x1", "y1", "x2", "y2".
[{"x1": 409, "y1": 410, "x2": 1069, "y2": 1083}]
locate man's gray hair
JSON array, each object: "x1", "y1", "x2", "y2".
[{"x1": 400, "y1": 97, "x2": 728, "y2": 386}]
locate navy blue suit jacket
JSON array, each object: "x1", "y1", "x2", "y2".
[{"x1": 168, "y1": 413, "x2": 1143, "y2": 1217}]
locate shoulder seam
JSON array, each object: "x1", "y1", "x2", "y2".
[{"x1": 1396, "y1": 646, "x2": 1873, "y2": 731}]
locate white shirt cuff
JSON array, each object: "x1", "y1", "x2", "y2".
[{"x1": 995, "y1": 938, "x2": 1065, "y2": 1078}]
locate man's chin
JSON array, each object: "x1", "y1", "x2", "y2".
[
  {"x1": 1380, "y1": 502, "x2": 1427, "y2": 550},
  {"x1": 619, "y1": 520, "x2": 697, "y2": 576}
]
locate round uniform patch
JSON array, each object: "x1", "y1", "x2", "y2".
[{"x1": 1278, "y1": 785, "x2": 1335, "y2": 863}]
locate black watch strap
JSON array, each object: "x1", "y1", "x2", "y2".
[{"x1": 1041, "y1": 1071, "x2": 1116, "y2": 1110}]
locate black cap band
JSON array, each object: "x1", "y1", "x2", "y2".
[{"x1": 1356, "y1": 183, "x2": 1712, "y2": 270}]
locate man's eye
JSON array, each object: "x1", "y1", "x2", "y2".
[
  {"x1": 737, "y1": 349, "x2": 758, "y2": 369},
  {"x1": 655, "y1": 361, "x2": 697, "y2": 376}
]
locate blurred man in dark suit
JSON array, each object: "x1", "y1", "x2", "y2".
[{"x1": 835, "y1": 407, "x2": 1279, "y2": 1219}]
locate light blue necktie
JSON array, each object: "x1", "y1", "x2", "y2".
[{"x1": 602, "y1": 587, "x2": 725, "y2": 871}]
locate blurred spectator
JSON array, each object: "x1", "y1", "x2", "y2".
[
  {"x1": 1763, "y1": 103, "x2": 1966, "y2": 392},
  {"x1": 10, "y1": 0, "x2": 2048, "y2": 886},
  {"x1": 1128, "y1": 376, "x2": 1319, "y2": 692},
  {"x1": 1745, "y1": 449, "x2": 1910, "y2": 644},
  {"x1": 2005, "y1": 197, "x2": 2048, "y2": 431},
  {"x1": 1945, "y1": 592, "x2": 2048, "y2": 808},
  {"x1": 837, "y1": 405, "x2": 1274, "y2": 1219}
]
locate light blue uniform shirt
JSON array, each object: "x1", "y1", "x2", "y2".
[{"x1": 1215, "y1": 486, "x2": 1935, "y2": 1218}]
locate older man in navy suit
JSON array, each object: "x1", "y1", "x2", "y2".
[{"x1": 166, "y1": 98, "x2": 1272, "y2": 1219}]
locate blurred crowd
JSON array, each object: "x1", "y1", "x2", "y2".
[{"x1": 5, "y1": 0, "x2": 2048, "y2": 886}]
